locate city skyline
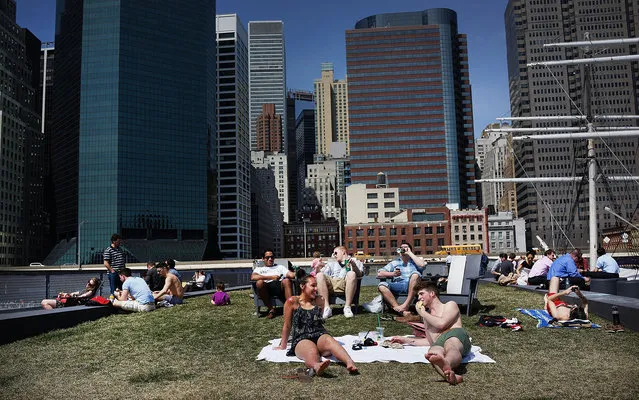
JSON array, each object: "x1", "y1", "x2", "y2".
[{"x1": 17, "y1": 0, "x2": 512, "y2": 139}]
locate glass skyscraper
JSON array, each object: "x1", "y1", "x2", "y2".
[
  {"x1": 48, "y1": 0, "x2": 216, "y2": 264},
  {"x1": 216, "y1": 14, "x2": 251, "y2": 259},
  {"x1": 248, "y1": 21, "x2": 286, "y2": 152},
  {"x1": 0, "y1": 0, "x2": 44, "y2": 266},
  {"x1": 346, "y1": 9, "x2": 477, "y2": 210}
]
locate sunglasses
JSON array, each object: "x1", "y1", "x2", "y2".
[
  {"x1": 332, "y1": 252, "x2": 338, "y2": 256},
  {"x1": 264, "y1": 255, "x2": 275, "y2": 260}
]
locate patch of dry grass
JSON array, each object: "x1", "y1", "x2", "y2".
[{"x1": 0, "y1": 284, "x2": 638, "y2": 400}]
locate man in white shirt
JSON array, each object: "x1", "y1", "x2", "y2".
[
  {"x1": 316, "y1": 246, "x2": 363, "y2": 319},
  {"x1": 251, "y1": 249, "x2": 295, "y2": 318}
]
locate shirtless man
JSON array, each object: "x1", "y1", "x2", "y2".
[
  {"x1": 390, "y1": 281, "x2": 471, "y2": 385},
  {"x1": 545, "y1": 276, "x2": 588, "y2": 321},
  {"x1": 153, "y1": 262, "x2": 184, "y2": 305}
]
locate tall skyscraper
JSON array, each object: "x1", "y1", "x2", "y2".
[
  {"x1": 47, "y1": 0, "x2": 216, "y2": 265},
  {"x1": 255, "y1": 103, "x2": 283, "y2": 152},
  {"x1": 295, "y1": 109, "x2": 316, "y2": 210},
  {"x1": 39, "y1": 43, "x2": 56, "y2": 258},
  {"x1": 505, "y1": 0, "x2": 639, "y2": 249},
  {"x1": 314, "y1": 63, "x2": 350, "y2": 156},
  {"x1": 248, "y1": 21, "x2": 286, "y2": 151},
  {"x1": 251, "y1": 151, "x2": 287, "y2": 254},
  {"x1": 0, "y1": 0, "x2": 44, "y2": 266},
  {"x1": 346, "y1": 9, "x2": 477, "y2": 210},
  {"x1": 216, "y1": 14, "x2": 251, "y2": 259}
]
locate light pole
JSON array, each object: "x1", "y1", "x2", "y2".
[
  {"x1": 302, "y1": 218, "x2": 310, "y2": 258},
  {"x1": 77, "y1": 220, "x2": 87, "y2": 269}
]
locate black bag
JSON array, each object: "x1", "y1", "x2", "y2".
[{"x1": 477, "y1": 315, "x2": 507, "y2": 327}]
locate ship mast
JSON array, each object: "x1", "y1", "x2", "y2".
[{"x1": 478, "y1": 36, "x2": 639, "y2": 266}]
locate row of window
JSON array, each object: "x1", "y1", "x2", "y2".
[{"x1": 348, "y1": 226, "x2": 445, "y2": 237}]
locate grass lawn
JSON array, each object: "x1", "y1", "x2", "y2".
[{"x1": 1, "y1": 283, "x2": 638, "y2": 400}]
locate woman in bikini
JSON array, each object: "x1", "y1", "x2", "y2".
[
  {"x1": 545, "y1": 276, "x2": 588, "y2": 321},
  {"x1": 274, "y1": 275, "x2": 358, "y2": 376}
]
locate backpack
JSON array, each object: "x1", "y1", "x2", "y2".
[{"x1": 477, "y1": 315, "x2": 507, "y2": 327}]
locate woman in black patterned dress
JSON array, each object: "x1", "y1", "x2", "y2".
[{"x1": 275, "y1": 275, "x2": 358, "y2": 376}]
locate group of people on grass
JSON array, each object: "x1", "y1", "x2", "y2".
[
  {"x1": 252, "y1": 245, "x2": 469, "y2": 385},
  {"x1": 41, "y1": 233, "x2": 230, "y2": 311}
]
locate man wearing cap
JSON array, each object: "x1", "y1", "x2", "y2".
[{"x1": 547, "y1": 249, "x2": 591, "y2": 289}]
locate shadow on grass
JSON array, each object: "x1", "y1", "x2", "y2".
[{"x1": 127, "y1": 369, "x2": 193, "y2": 384}]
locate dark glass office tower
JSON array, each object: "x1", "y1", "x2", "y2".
[
  {"x1": 0, "y1": 0, "x2": 44, "y2": 266},
  {"x1": 346, "y1": 9, "x2": 477, "y2": 209},
  {"x1": 48, "y1": 0, "x2": 216, "y2": 264}
]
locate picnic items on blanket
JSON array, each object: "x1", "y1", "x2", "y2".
[
  {"x1": 476, "y1": 315, "x2": 522, "y2": 331},
  {"x1": 258, "y1": 335, "x2": 496, "y2": 364},
  {"x1": 517, "y1": 308, "x2": 601, "y2": 329},
  {"x1": 380, "y1": 340, "x2": 404, "y2": 349}
]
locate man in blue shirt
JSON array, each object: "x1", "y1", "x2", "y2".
[
  {"x1": 377, "y1": 243, "x2": 425, "y2": 316},
  {"x1": 547, "y1": 249, "x2": 590, "y2": 289},
  {"x1": 583, "y1": 247, "x2": 620, "y2": 279},
  {"x1": 112, "y1": 268, "x2": 156, "y2": 312}
]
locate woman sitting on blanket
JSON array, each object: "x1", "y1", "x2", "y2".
[
  {"x1": 545, "y1": 276, "x2": 589, "y2": 321},
  {"x1": 41, "y1": 277, "x2": 101, "y2": 309},
  {"x1": 274, "y1": 275, "x2": 358, "y2": 376}
]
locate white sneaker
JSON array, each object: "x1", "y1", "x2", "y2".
[
  {"x1": 343, "y1": 306, "x2": 354, "y2": 318},
  {"x1": 322, "y1": 306, "x2": 332, "y2": 319}
]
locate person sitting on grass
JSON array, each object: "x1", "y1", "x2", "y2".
[
  {"x1": 153, "y1": 262, "x2": 184, "y2": 305},
  {"x1": 274, "y1": 275, "x2": 358, "y2": 376},
  {"x1": 41, "y1": 277, "x2": 101, "y2": 309},
  {"x1": 211, "y1": 282, "x2": 231, "y2": 306},
  {"x1": 545, "y1": 276, "x2": 589, "y2": 322},
  {"x1": 390, "y1": 281, "x2": 470, "y2": 385},
  {"x1": 112, "y1": 268, "x2": 155, "y2": 312}
]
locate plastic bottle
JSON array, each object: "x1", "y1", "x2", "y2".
[{"x1": 612, "y1": 305, "x2": 620, "y2": 325}]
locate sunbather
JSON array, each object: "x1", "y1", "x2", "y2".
[
  {"x1": 545, "y1": 276, "x2": 588, "y2": 321},
  {"x1": 41, "y1": 277, "x2": 101, "y2": 309},
  {"x1": 390, "y1": 281, "x2": 470, "y2": 385},
  {"x1": 274, "y1": 275, "x2": 358, "y2": 376}
]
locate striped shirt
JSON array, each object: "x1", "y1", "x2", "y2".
[{"x1": 103, "y1": 245, "x2": 125, "y2": 271}]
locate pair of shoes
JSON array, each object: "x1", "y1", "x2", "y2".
[
  {"x1": 343, "y1": 306, "x2": 354, "y2": 318},
  {"x1": 267, "y1": 308, "x2": 276, "y2": 319},
  {"x1": 605, "y1": 324, "x2": 625, "y2": 332},
  {"x1": 394, "y1": 314, "x2": 421, "y2": 323},
  {"x1": 322, "y1": 306, "x2": 332, "y2": 319}
]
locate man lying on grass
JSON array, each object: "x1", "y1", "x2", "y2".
[{"x1": 390, "y1": 281, "x2": 470, "y2": 385}]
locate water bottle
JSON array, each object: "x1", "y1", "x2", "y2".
[{"x1": 612, "y1": 306, "x2": 620, "y2": 325}]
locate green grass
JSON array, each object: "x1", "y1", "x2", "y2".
[{"x1": 1, "y1": 284, "x2": 638, "y2": 400}]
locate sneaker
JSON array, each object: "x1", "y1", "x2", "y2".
[
  {"x1": 322, "y1": 306, "x2": 332, "y2": 319},
  {"x1": 343, "y1": 306, "x2": 354, "y2": 318}
]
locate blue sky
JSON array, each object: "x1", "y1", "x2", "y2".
[{"x1": 17, "y1": 0, "x2": 511, "y2": 138}]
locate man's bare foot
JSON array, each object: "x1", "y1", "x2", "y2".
[
  {"x1": 346, "y1": 364, "x2": 359, "y2": 374},
  {"x1": 314, "y1": 359, "x2": 330, "y2": 376},
  {"x1": 427, "y1": 353, "x2": 452, "y2": 380},
  {"x1": 444, "y1": 369, "x2": 463, "y2": 385}
]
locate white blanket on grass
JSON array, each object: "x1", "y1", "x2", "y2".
[{"x1": 256, "y1": 335, "x2": 495, "y2": 364}]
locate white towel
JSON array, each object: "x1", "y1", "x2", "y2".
[{"x1": 256, "y1": 335, "x2": 495, "y2": 364}]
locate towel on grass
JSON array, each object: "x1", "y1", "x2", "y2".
[
  {"x1": 256, "y1": 335, "x2": 495, "y2": 364},
  {"x1": 517, "y1": 308, "x2": 600, "y2": 328}
]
